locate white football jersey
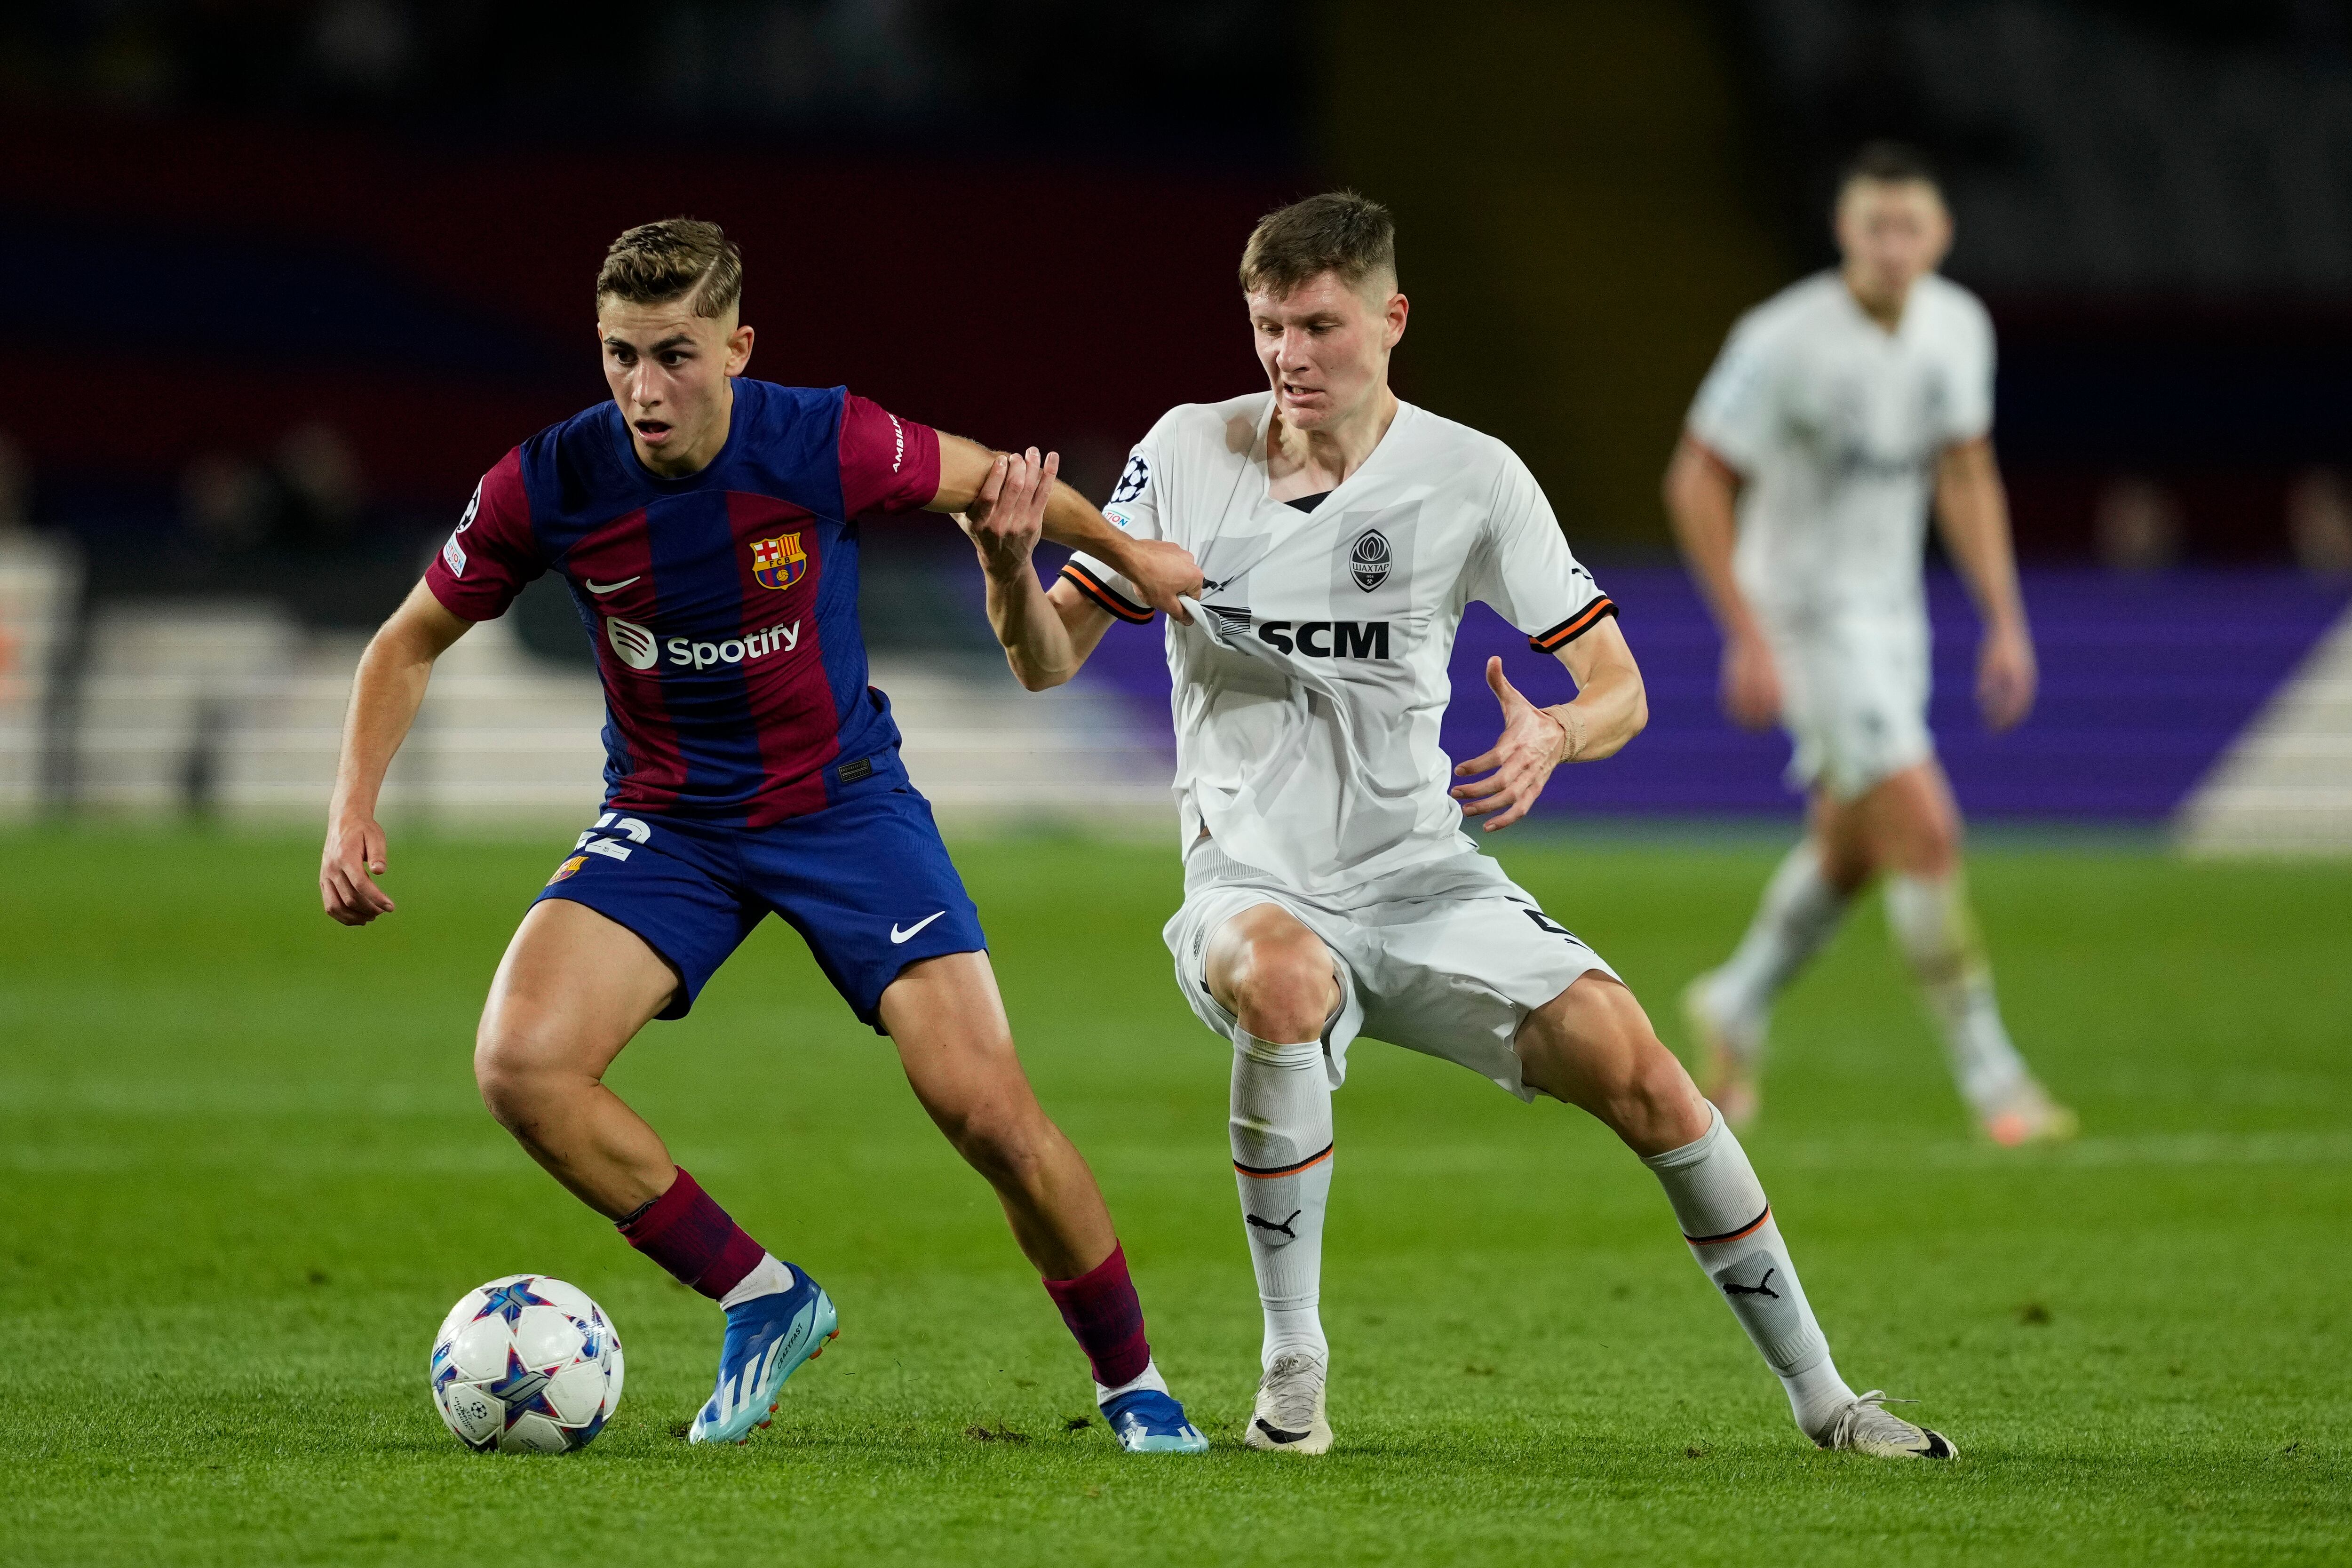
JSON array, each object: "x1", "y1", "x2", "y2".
[
  {"x1": 1687, "y1": 271, "x2": 1994, "y2": 623},
  {"x1": 1064, "y1": 393, "x2": 1614, "y2": 897}
]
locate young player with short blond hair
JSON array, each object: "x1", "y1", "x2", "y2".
[{"x1": 321, "y1": 218, "x2": 1212, "y2": 1453}]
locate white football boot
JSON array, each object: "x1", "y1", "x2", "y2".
[
  {"x1": 1816, "y1": 1391, "x2": 1958, "y2": 1459},
  {"x1": 1245, "y1": 1352, "x2": 1333, "y2": 1455},
  {"x1": 1682, "y1": 973, "x2": 1764, "y2": 1130},
  {"x1": 1978, "y1": 1076, "x2": 2079, "y2": 1147}
]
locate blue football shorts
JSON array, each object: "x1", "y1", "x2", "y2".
[{"x1": 532, "y1": 780, "x2": 985, "y2": 1031}]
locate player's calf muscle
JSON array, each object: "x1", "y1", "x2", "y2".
[
  {"x1": 1518, "y1": 980, "x2": 1706, "y2": 1154},
  {"x1": 1843, "y1": 763, "x2": 1964, "y2": 879},
  {"x1": 914, "y1": 1069, "x2": 1110, "y2": 1277},
  {"x1": 884, "y1": 959, "x2": 1078, "y2": 1193}
]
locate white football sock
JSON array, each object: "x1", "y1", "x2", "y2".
[
  {"x1": 718, "y1": 1253, "x2": 793, "y2": 1311},
  {"x1": 1643, "y1": 1106, "x2": 1856, "y2": 1440},
  {"x1": 1230, "y1": 1031, "x2": 1334, "y2": 1371},
  {"x1": 1883, "y1": 872, "x2": 2031, "y2": 1111},
  {"x1": 1094, "y1": 1357, "x2": 1170, "y2": 1406},
  {"x1": 1706, "y1": 842, "x2": 1851, "y2": 1043}
]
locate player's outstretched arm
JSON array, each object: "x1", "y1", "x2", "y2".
[
  {"x1": 320, "y1": 581, "x2": 472, "y2": 926},
  {"x1": 1665, "y1": 434, "x2": 1780, "y2": 730},
  {"x1": 956, "y1": 448, "x2": 1117, "y2": 690},
  {"x1": 1450, "y1": 618, "x2": 1648, "y2": 832},
  {"x1": 1934, "y1": 436, "x2": 2037, "y2": 732},
  {"x1": 930, "y1": 433, "x2": 1200, "y2": 621}
]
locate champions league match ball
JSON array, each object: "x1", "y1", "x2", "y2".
[{"x1": 429, "y1": 1274, "x2": 624, "y2": 1453}]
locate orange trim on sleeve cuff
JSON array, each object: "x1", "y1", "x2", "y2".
[
  {"x1": 1530, "y1": 597, "x2": 1619, "y2": 653},
  {"x1": 1059, "y1": 562, "x2": 1154, "y2": 624}
]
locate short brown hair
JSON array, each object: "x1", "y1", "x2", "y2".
[
  {"x1": 1839, "y1": 141, "x2": 1941, "y2": 196},
  {"x1": 596, "y1": 218, "x2": 744, "y2": 318},
  {"x1": 1239, "y1": 191, "x2": 1397, "y2": 299}
]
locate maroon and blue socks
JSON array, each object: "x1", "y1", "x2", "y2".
[
  {"x1": 617, "y1": 1166, "x2": 766, "y2": 1301},
  {"x1": 1042, "y1": 1242, "x2": 1153, "y2": 1391},
  {"x1": 625, "y1": 1168, "x2": 1153, "y2": 1393}
]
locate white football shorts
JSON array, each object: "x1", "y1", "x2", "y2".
[
  {"x1": 1162, "y1": 838, "x2": 1620, "y2": 1101},
  {"x1": 1767, "y1": 609, "x2": 1935, "y2": 801}
]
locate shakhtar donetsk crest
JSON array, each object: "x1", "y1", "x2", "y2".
[
  {"x1": 751, "y1": 532, "x2": 809, "y2": 591},
  {"x1": 1350, "y1": 528, "x2": 1391, "y2": 592}
]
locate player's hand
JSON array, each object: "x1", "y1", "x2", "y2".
[
  {"x1": 1978, "y1": 621, "x2": 2037, "y2": 732},
  {"x1": 320, "y1": 813, "x2": 396, "y2": 925},
  {"x1": 957, "y1": 448, "x2": 1055, "y2": 581},
  {"x1": 1450, "y1": 656, "x2": 1574, "y2": 832},
  {"x1": 1720, "y1": 629, "x2": 1782, "y2": 731},
  {"x1": 1117, "y1": 538, "x2": 1204, "y2": 625}
]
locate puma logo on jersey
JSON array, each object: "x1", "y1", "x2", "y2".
[{"x1": 1257, "y1": 620, "x2": 1391, "y2": 659}]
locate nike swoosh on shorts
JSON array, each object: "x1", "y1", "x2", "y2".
[
  {"x1": 890, "y1": 912, "x2": 946, "y2": 944},
  {"x1": 585, "y1": 577, "x2": 641, "y2": 595}
]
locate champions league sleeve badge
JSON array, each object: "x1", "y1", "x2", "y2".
[
  {"x1": 1349, "y1": 528, "x2": 1391, "y2": 591},
  {"x1": 1110, "y1": 454, "x2": 1151, "y2": 505}
]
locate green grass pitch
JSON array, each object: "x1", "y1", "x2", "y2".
[{"x1": 3, "y1": 827, "x2": 2348, "y2": 1565}]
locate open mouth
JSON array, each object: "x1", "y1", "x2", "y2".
[{"x1": 633, "y1": 419, "x2": 673, "y2": 443}]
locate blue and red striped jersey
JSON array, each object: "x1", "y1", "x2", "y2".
[{"x1": 424, "y1": 379, "x2": 942, "y2": 826}]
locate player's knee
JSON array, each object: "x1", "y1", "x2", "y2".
[
  {"x1": 1626, "y1": 1040, "x2": 1708, "y2": 1149},
  {"x1": 1882, "y1": 812, "x2": 1961, "y2": 880},
  {"x1": 1818, "y1": 843, "x2": 1875, "y2": 895},
  {"x1": 472, "y1": 1011, "x2": 571, "y2": 1127},
  {"x1": 472, "y1": 1051, "x2": 534, "y2": 1130},
  {"x1": 1584, "y1": 1035, "x2": 1705, "y2": 1154},
  {"x1": 1915, "y1": 819, "x2": 1963, "y2": 878},
  {"x1": 1227, "y1": 933, "x2": 1338, "y2": 1043}
]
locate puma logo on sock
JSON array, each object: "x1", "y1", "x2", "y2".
[
  {"x1": 1247, "y1": 1210, "x2": 1302, "y2": 1241},
  {"x1": 1722, "y1": 1267, "x2": 1780, "y2": 1299}
]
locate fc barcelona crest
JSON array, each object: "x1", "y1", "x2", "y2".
[{"x1": 751, "y1": 532, "x2": 809, "y2": 591}]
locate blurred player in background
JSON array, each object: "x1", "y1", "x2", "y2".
[
  {"x1": 958, "y1": 193, "x2": 1958, "y2": 1462},
  {"x1": 1666, "y1": 143, "x2": 2075, "y2": 1146},
  {"x1": 318, "y1": 219, "x2": 1212, "y2": 1453}
]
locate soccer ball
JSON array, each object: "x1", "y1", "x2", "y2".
[{"x1": 429, "y1": 1274, "x2": 624, "y2": 1453}]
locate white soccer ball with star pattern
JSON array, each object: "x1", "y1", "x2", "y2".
[{"x1": 429, "y1": 1274, "x2": 624, "y2": 1453}]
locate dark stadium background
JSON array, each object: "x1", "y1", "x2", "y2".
[{"x1": 4, "y1": 0, "x2": 2349, "y2": 825}]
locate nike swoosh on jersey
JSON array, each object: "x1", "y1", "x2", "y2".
[
  {"x1": 890, "y1": 911, "x2": 946, "y2": 944},
  {"x1": 584, "y1": 577, "x2": 641, "y2": 595}
]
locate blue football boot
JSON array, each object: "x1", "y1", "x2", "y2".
[
  {"x1": 1102, "y1": 1387, "x2": 1210, "y2": 1453},
  {"x1": 686, "y1": 1262, "x2": 838, "y2": 1446}
]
